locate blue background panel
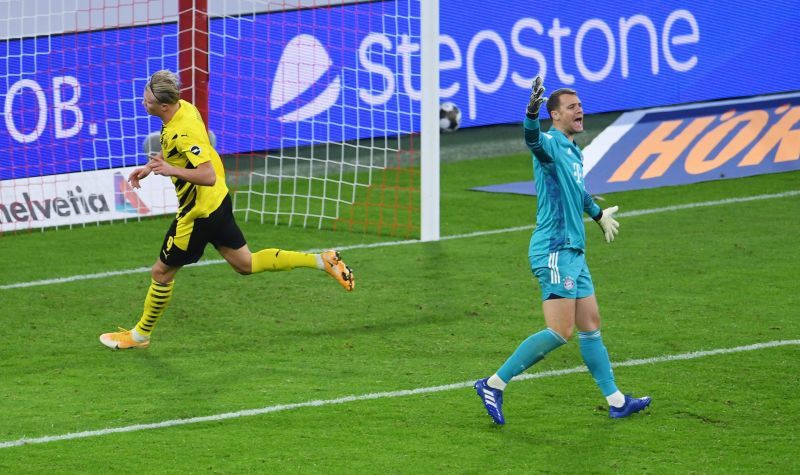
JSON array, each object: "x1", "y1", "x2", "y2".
[{"x1": 2, "y1": 1, "x2": 799, "y2": 180}]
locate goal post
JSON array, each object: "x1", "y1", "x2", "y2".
[
  {"x1": 420, "y1": 0, "x2": 440, "y2": 242},
  {"x1": 218, "y1": 0, "x2": 437, "y2": 239},
  {"x1": 178, "y1": 0, "x2": 210, "y2": 125}
]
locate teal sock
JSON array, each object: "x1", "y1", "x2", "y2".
[
  {"x1": 578, "y1": 330, "x2": 619, "y2": 397},
  {"x1": 496, "y1": 328, "x2": 567, "y2": 383}
]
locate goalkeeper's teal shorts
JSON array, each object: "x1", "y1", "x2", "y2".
[{"x1": 530, "y1": 248, "x2": 595, "y2": 301}]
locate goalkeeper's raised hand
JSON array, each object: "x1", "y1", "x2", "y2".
[
  {"x1": 594, "y1": 205, "x2": 620, "y2": 243},
  {"x1": 526, "y1": 76, "x2": 546, "y2": 119}
]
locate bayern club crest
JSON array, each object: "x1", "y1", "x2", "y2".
[{"x1": 563, "y1": 276, "x2": 575, "y2": 290}]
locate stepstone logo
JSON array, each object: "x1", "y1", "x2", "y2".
[{"x1": 255, "y1": 2, "x2": 708, "y2": 150}]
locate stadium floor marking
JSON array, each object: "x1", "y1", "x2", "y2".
[
  {"x1": 1, "y1": 339, "x2": 798, "y2": 450},
  {"x1": 2, "y1": 189, "x2": 798, "y2": 291}
]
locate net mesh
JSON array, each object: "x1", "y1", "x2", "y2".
[
  {"x1": 220, "y1": 1, "x2": 421, "y2": 237},
  {"x1": 0, "y1": 0, "x2": 420, "y2": 237},
  {"x1": 1, "y1": 0, "x2": 180, "y2": 232}
]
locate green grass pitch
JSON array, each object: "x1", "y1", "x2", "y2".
[{"x1": 1, "y1": 154, "x2": 798, "y2": 473}]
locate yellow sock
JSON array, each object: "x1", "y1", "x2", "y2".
[
  {"x1": 134, "y1": 279, "x2": 174, "y2": 338},
  {"x1": 251, "y1": 249, "x2": 319, "y2": 273}
]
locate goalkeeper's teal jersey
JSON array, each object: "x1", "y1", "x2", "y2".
[{"x1": 524, "y1": 117, "x2": 601, "y2": 256}]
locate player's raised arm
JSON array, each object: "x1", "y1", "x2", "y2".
[
  {"x1": 526, "y1": 76, "x2": 545, "y2": 120},
  {"x1": 523, "y1": 76, "x2": 554, "y2": 162}
]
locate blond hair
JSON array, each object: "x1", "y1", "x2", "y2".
[{"x1": 147, "y1": 70, "x2": 181, "y2": 104}]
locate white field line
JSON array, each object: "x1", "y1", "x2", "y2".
[
  {"x1": 1, "y1": 339, "x2": 798, "y2": 450},
  {"x1": 2, "y1": 190, "x2": 798, "y2": 291}
]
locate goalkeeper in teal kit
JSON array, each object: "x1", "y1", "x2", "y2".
[{"x1": 474, "y1": 77, "x2": 651, "y2": 424}]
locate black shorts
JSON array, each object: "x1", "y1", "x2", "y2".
[{"x1": 159, "y1": 194, "x2": 246, "y2": 267}]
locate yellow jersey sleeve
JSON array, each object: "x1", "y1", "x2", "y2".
[{"x1": 176, "y1": 132, "x2": 213, "y2": 168}]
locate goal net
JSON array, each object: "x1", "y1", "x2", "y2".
[
  {"x1": 215, "y1": 0, "x2": 423, "y2": 238},
  {"x1": 1, "y1": 0, "x2": 428, "y2": 238},
  {"x1": 1, "y1": 0, "x2": 182, "y2": 233}
]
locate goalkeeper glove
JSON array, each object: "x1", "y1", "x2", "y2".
[
  {"x1": 594, "y1": 205, "x2": 620, "y2": 243},
  {"x1": 526, "y1": 76, "x2": 546, "y2": 119}
]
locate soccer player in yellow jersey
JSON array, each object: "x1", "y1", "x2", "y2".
[{"x1": 100, "y1": 70, "x2": 354, "y2": 350}]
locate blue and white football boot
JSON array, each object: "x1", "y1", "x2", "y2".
[
  {"x1": 474, "y1": 378, "x2": 505, "y2": 425},
  {"x1": 609, "y1": 395, "x2": 652, "y2": 419}
]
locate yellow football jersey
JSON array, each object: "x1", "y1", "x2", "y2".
[{"x1": 159, "y1": 99, "x2": 228, "y2": 221}]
